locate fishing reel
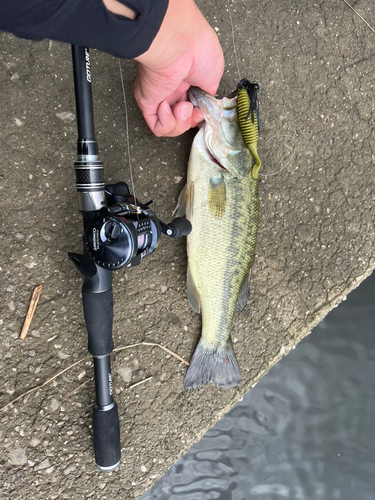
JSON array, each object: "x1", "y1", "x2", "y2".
[{"x1": 85, "y1": 182, "x2": 191, "y2": 270}]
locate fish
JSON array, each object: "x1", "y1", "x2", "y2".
[{"x1": 175, "y1": 80, "x2": 261, "y2": 390}]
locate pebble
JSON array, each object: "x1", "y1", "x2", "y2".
[
  {"x1": 57, "y1": 351, "x2": 70, "y2": 359},
  {"x1": 34, "y1": 458, "x2": 51, "y2": 471},
  {"x1": 14, "y1": 118, "x2": 23, "y2": 126},
  {"x1": 9, "y1": 448, "x2": 27, "y2": 465},
  {"x1": 118, "y1": 367, "x2": 132, "y2": 383},
  {"x1": 7, "y1": 301, "x2": 15, "y2": 311},
  {"x1": 50, "y1": 398, "x2": 59, "y2": 411},
  {"x1": 30, "y1": 437, "x2": 41, "y2": 447},
  {"x1": 141, "y1": 465, "x2": 147, "y2": 473},
  {"x1": 161, "y1": 286, "x2": 168, "y2": 294},
  {"x1": 55, "y1": 111, "x2": 75, "y2": 123}
]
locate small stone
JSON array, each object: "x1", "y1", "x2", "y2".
[
  {"x1": 141, "y1": 465, "x2": 147, "y2": 473},
  {"x1": 55, "y1": 111, "x2": 75, "y2": 123},
  {"x1": 78, "y1": 370, "x2": 86, "y2": 381},
  {"x1": 10, "y1": 73, "x2": 19, "y2": 81},
  {"x1": 15, "y1": 233, "x2": 24, "y2": 240},
  {"x1": 30, "y1": 437, "x2": 41, "y2": 447},
  {"x1": 9, "y1": 448, "x2": 27, "y2": 465},
  {"x1": 14, "y1": 118, "x2": 23, "y2": 126},
  {"x1": 24, "y1": 261, "x2": 37, "y2": 269},
  {"x1": 174, "y1": 176, "x2": 182, "y2": 184},
  {"x1": 161, "y1": 286, "x2": 168, "y2": 294},
  {"x1": 34, "y1": 458, "x2": 51, "y2": 471},
  {"x1": 57, "y1": 351, "x2": 70, "y2": 360},
  {"x1": 8, "y1": 301, "x2": 15, "y2": 311},
  {"x1": 118, "y1": 367, "x2": 132, "y2": 383},
  {"x1": 50, "y1": 398, "x2": 59, "y2": 411}
]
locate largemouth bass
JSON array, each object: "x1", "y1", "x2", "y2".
[{"x1": 176, "y1": 81, "x2": 261, "y2": 390}]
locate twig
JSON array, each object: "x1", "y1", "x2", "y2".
[
  {"x1": 66, "y1": 378, "x2": 94, "y2": 397},
  {"x1": 20, "y1": 285, "x2": 42, "y2": 340},
  {"x1": 0, "y1": 355, "x2": 91, "y2": 412},
  {"x1": 1, "y1": 342, "x2": 188, "y2": 411},
  {"x1": 128, "y1": 376, "x2": 153, "y2": 390},
  {"x1": 342, "y1": 0, "x2": 375, "y2": 34},
  {"x1": 113, "y1": 342, "x2": 189, "y2": 366}
]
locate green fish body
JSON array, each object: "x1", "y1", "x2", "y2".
[{"x1": 176, "y1": 85, "x2": 260, "y2": 390}]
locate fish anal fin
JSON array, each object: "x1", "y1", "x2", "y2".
[
  {"x1": 184, "y1": 339, "x2": 241, "y2": 390},
  {"x1": 208, "y1": 175, "x2": 226, "y2": 219},
  {"x1": 236, "y1": 267, "x2": 253, "y2": 310},
  {"x1": 187, "y1": 265, "x2": 201, "y2": 313}
]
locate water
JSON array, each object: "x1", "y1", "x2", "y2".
[{"x1": 140, "y1": 271, "x2": 375, "y2": 500}]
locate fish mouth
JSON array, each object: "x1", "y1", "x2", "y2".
[{"x1": 207, "y1": 150, "x2": 227, "y2": 172}]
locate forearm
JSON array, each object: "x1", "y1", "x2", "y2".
[{"x1": 0, "y1": 0, "x2": 168, "y2": 59}]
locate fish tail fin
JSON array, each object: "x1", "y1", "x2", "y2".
[{"x1": 184, "y1": 339, "x2": 241, "y2": 390}]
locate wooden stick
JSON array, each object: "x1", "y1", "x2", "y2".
[
  {"x1": 66, "y1": 377, "x2": 94, "y2": 397},
  {"x1": 342, "y1": 0, "x2": 375, "y2": 34},
  {"x1": 20, "y1": 285, "x2": 43, "y2": 340},
  {"x1": 128, "y1": 376, "x2": 153, "y2": 390},
  {"x1": 1, "y1": 342, "x2": 188, "y2": 411}
]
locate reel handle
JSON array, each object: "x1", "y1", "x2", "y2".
[{"x1": 160, "y1": 217, "x2": 192, "y2": 238}]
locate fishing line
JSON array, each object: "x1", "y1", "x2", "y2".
[
  {"x1": 118, "y1": 58, "x2": 138, "y2": 217},
  {"x1": 227, "y1": 1, "x2": 241, "y2": 81},
  {"x1": 258, "y1": 135, "x2": 296, "y2": 178}
]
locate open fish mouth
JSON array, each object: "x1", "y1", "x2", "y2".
[{"x1": 207, "y1": 150, "x2": 227, "y2": 171}]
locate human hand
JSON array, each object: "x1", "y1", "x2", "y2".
[{"x1": 134, "y1": 0, "x2": 224, "y2": 137}]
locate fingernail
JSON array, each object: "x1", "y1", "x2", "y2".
[
  {"x1": 180, "y1": 104, "x2": 193, "y2": 120},
  {"x1": 163, "y1": 100, "x2": 172, "y2": 114}
]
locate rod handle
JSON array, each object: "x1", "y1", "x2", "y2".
[
  {"x1": 93, "y1": 403, "x2": 121, "y2": 471},
  {"x1": 82, "y1": 288, "x2": 114, "y2": 356}
]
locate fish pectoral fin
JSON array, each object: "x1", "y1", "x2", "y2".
[
  {"x1": 208, "y1": 175, "x2": 226, "y2": 219},
  {"x1": 236, "y1": 267, "x2": 253, "y2": 310},
  {"x1": 173, "y1": 184, "x2": 188, "y2": 217},
  {"x1": 173, "y1": 182, "x2": 194, "y2": 219},
  {"x1": 187, "y1": 265, "x2": 201, "y2": 313}
]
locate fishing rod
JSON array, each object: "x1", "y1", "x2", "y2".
[{"x1": 69, "y1": 45, "x2": 191, "y2": 471}]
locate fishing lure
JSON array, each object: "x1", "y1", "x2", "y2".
[{"x1": 231, "y1": 79, "x2": 261, "y2": 179}]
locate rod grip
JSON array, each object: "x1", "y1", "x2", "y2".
[
  {"x1": 82, "y1": 289, "x2": 114, "y2": 356},
  {"x1": 93, "y1": 404, "x2": 121, "y2": 471}
]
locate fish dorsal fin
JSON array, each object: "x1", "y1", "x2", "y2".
[
  {"x1": 187, "y1": 265, "x2": 201, "y2": 313},
  {"x1": 174, "y1": 182, "x2": 194, "y2": 219},
  {"x1": 236, "y1": 267, "x2": 253, "y2": 310},
  {"x1": 208, "y1": 174, "x2": 226, "y2": 219}
]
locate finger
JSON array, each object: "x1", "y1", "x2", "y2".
[
  {"x1": 192, "y1": 107, "x2": 204, "y2": 126},
  {"x1": 151, "y1": 100, "x2": 177, "y2": 137},
  {"x1": 154, "y1": 101, "x2": 194, "y2": 137}
]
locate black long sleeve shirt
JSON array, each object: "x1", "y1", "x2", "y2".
[{"x1": 0, "y1": 0, "x2": 169, "y2": 58}]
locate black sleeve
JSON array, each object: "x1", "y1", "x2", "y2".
[{"x1": 0, "y1": 0, "x2": 169, "y2": 59}]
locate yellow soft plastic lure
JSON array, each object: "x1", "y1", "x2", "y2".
[{"x1": 235, "y1": 79, "x2": 261, "y2": 179}]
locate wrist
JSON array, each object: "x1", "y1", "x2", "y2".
[
  {"x1": 135, "y1": 0, "x2": 208, "y2": 69},
  {"x1": 102, "y1": 0, "x2": 137, "y2": 20}
]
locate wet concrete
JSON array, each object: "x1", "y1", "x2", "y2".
[{"x1": 0, "y1": 1, "x2": 374, "y2": 498}]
